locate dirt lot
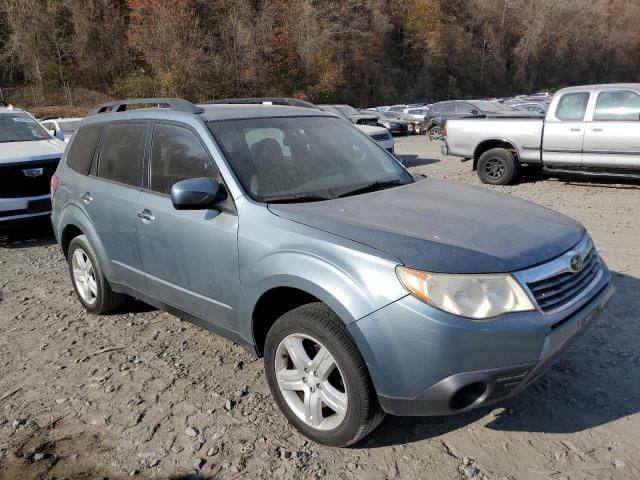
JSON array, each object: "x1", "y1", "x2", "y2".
[{"x1": 1, "y1": 137, "x2": 639, "y2": 480}]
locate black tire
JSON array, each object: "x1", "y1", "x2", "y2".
[
  {"x1": 67, "y1": 235, "x2": 126, "y2": 314},
  {"x1": 477, "y1": 148, "x2": 520, "y2": 185},
  {"x1": 264, "y1": 303, "x2": 385, "y2": 447},
  {"x1": 428, "y1": 125, "x2": 442, "y2": 141}
]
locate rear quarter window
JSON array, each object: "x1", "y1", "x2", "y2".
[{"x1": 65, "y1": 123, "x2": 104, "y2": 175}]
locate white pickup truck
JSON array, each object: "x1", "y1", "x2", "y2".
[{"x1": 443, "y1": 83, "x2": 640, "y2": 184}]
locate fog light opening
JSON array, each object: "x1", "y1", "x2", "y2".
[{"x1": 450, "y1": 382, "x2": 488, "y2": 411}]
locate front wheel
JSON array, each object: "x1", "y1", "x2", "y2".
[
  {"x1": 264, "y1": 303, "x2": 384, "y2": 447},
  {"x1": 477, "y1": 148, "x2": 520, "y2": 185}
]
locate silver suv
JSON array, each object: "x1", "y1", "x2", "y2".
[{"x1": 52, "y1": 98, "x2": 614, "y2": 446}]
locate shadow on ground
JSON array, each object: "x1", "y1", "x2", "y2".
[
  {"x1": 0, "y1": 218, "x2": 56, "y2": 249},
  {"x1": 400, "y1": 154, "x2": 440, "y2": 168}
]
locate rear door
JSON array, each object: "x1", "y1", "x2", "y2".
[
  {"x1": 542, "y1": 90, "x2": 591, "y2": 166},
  {"x1": 136, "y1": 122, "x2": 240, "y2": 330},
  {"x1": 81, "y1": 122, "x2": 148, "y2": 292},
  {"x1": 582, "y1": 88, "x2": 640, "y2": 168}
]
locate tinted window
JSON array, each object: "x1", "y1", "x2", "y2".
[
  {"x1": 66, "y1": 123, "x2": 104, "y2": 174},
  {"x1": 556, "y1": 92, "x2": 590, "y2": 121},
  {"x1": 439, "y1": 103, "x2": 455, "y2": 113},
  {"x1": 97, "y1": 123, "x2": 145, "y2": 187},
  {"x1": 594, "y1": 90, "x2": 640, "y2": 121},
  {"x1": 150, "y1": 124, "x2": 218, "y2": 195},
  {"x1": 456, "y1": 103, "x2": 476, "y2": 114}
]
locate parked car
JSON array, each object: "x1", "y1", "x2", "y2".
[
  {"x1": 425, "y1": 100, "x2": 520, "y2": 141},
  {"x1": 0, "y1": 105, "x2": 66, "y2": 226},
  {"x1": 371, "y1": 111, "x2": 411, "y2": 135},
  {"x1": 443, "y1": 83, "x2": 640, "y2": 184},
  {"x1": 40, "y1": 117, "x2": 83, "y2": 143},
  {"x1": 511, "y1": 103, "x2": 548, "y2": 114},
  {"x1": 318, "y1": 104, "x2": 379, "y2": 126},
  {"x1": 393, "y1": 111, "x2": 427, "y2": 134},
  {"x1": 52, "y1": 97, "x2": 613, "y2": 447},
  {"x1": 403, "y1": 105, "x2": 431, "y2": 121}
]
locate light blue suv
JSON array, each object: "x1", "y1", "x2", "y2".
[{"x1": 51, "y1": 98, "x2": 614, "y2": 446}]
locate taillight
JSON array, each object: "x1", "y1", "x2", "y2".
[
  {"x1": 50, "y1": 174, "x2": 59, "y2": 197},
  {"x1": 442, "y1": 126, "x2": 447, "y2": 139}
]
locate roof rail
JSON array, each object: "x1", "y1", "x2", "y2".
[
  {"x1": 203, "y1": 97, "x2": 320, "y2": 110},
  {"x1": 87, "y1": 98, "x2": 204, "y2": 116}
]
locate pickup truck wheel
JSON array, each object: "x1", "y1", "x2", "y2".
[
  {"x1": 68, "y1": 235, "x2": 126, "y2": 314},
  {"x1": 264, "y1": 303, "x2": 385, "y2": 447},
  {"x1": 477, "y1": 148, "x2": 520, "y2": 185}
]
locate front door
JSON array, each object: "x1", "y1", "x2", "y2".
[
  {"x1": 582, "y1": 88, "x2": 640, "y2": 168},
  {"x1": 136, "y1": 122, "x2": 240, "y2": 330},
  {"x1": 542, "y1": 91, "x2": 591, "y2": 166},
  {"x1": 81, "y1": 122, "x2": 147, "y2": 292}
]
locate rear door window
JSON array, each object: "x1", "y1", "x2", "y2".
[
  {"x1": 96, "y1": 123, "x2": 145, "y2": 187},
  {"x1": 593, "y1": 90, "x2": 640, "y2": 121},
  {"x1": 556, "y1": 92, "x2": 590, "y2": 121},
  {"x1": 66, "y1": 123, "x2": 104, "y2": 175},
  {"x1": 149, "y1": 123, "x2": 219, "y2": 195}
]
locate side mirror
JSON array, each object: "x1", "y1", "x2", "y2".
[{"x1": 170, "y1": 177, "x2": 225, "y2": 210}]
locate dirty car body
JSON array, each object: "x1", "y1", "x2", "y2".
[{"x1": 51, "y1": 98, "x2": 613, "y2": 445}]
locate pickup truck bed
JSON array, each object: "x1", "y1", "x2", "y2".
[{"x1": 443, "y1": 83, "x2": 640, "y2": 184}]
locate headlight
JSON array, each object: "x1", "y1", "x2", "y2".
[
  {"x1": 397, "y1": 267, "x2": 535, "y2": 320},
  {"x1": 381, "y1": 122, "x2": 391, "y2": 129}
]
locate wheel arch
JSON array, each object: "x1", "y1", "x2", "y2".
[
  {"x1": 249, "y1": 277, "x2": 359, "y2": 357},
  {"x1": 57, "y1": 205, "x2": 114, "y2": 279},
  {"x1": 473, "y1": 139, "x2": 519, "y2": 171}
]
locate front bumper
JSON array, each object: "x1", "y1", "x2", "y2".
[
  {"x1": 348, "y1": 275, "x2": 613, "y2": 417},
  {"x1": 0, "y1": 194, "x2": 52, "y2": 223}
]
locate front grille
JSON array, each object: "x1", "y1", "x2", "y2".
[
  {"x1": 0, "y1": 158, "x2": 60, "y2": 198},
  {"x1": 371, "y1": 133, "x2": 390, "y2": 141},
  {"x1": 527, "y1": 249, "x2": 601, "y2": 313}
]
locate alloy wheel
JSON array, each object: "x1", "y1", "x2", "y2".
[
  {"x1": 484, "y1": 157, "x2": 506, "y2": 180},
  {"x1": 275, "y1": 333, "x2": 348, "y2": 430},
  {"x1": 71, "y1": 248, "x2": 98, "y2": 305},
  {"x1": 429, "y1": 126, "x2": 442, "y2": 141}
]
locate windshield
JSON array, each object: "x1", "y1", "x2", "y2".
[
  {"x1": 208, "y1": 116, "x2": 413, "y2": 203},
  {"x1": 0, "y1": 112, "x2": 51, "y2": 143}
]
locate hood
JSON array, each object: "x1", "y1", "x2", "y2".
[
  {"x1": 356, "y1": 124, "x2": 389, "y2": 136},
  {"x1": 0, "y1": 139, "x2": 66, "y2": 165},
  {"x1": 269, "y1": 178, "x2": 585, "y2": 273}
]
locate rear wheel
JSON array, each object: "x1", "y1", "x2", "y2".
[
  {"x1": 264, "y1": 303, "x2": 384, "y2": 446},
  {"x1": 68, "y1": 235, "x2": 126, "y2": 314},
  {"x1": 477, "y1": 148, "x2": 520, "y2": 185},
  {"x1": 428, "y1": 125, "x2": 443, "y2": 141}
]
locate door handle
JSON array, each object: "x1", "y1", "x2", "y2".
[
  {"x1": 136, "y1": 209, "x2": 156, "y2": 222},
  {"x1": 80, "y1": 192, "x2": 93, "y2": 203},
  {"x1": 591, "y1": 127, "x2": 603, "y2": 132},
  {"x1": 570, "y1": 128, "x2": 581, "y2": 132}
]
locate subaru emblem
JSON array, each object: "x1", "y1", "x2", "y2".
[
  {"x1": 569, "y1": 254, "x2": 583, "y2": 272},
  {"x1": 22, "y1": 167, "x2": 44, "y2": 178}
]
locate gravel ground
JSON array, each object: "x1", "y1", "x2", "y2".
[{"x1": 1, "y1": 136, "x2": 639, "y2": 480}]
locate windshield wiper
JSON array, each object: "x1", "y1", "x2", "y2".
[
  {"x1": 265, "y1": 194, "x2": 334, "y2": 204},
  {"x1": 338, "y1": 179, "x2": 406, "y2": 198}
]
